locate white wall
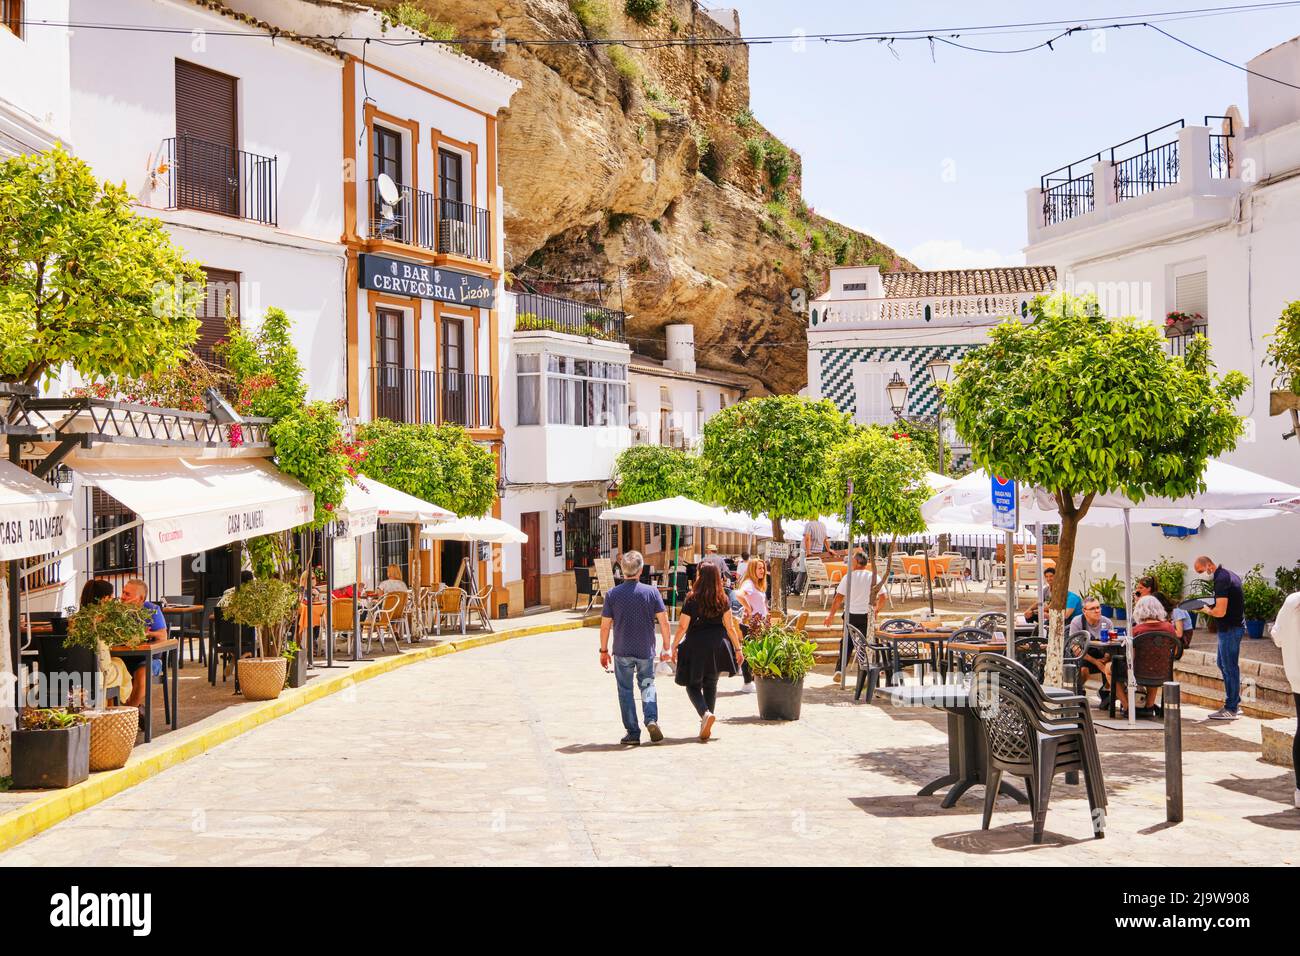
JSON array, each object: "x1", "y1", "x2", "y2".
[
  {"x1": 0, "y1": 0, "x2": 72, "y2": 155},
  {"x1": 628, "y1": 369, "x2": 741, "y2": 444}
]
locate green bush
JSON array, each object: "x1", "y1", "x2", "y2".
[
  {"x1": 744, "y1": 136, "x2": 766, "y2": 170},
  {"x1": 733, "y1": 108, "x2": 754, "y2": 130},
  {"x1": 1142, "y1": 554, "x2": 1187, "y2": 602},
  {"x1": 569, "y1": 0, "x2": 610, "y2": 36},
  {"x1": 1242, "y1": 564, "x2": 1285, "y2": 622},
  {"x1": 1275, "y1": 561, "x2": 1300, "y2": 595},
  {"x1": 608, "y1": 45, "x2": 640, "y2": 82},
  {"x1": 222, "y1": 577, "x2": 300, "y2": 658},
  {"x1": 66, "y1": 599, "x2": 154, "y2": 652},
  {"x1": 765, "y1": 140, "x2": 792, "y2": 189},
  {"x1": 380, "y1": 1, "x2": 458, "y2": 43},
  {"x1": 742, "y1": 619, "x2": 816, "y2": 682},
  {"x1": 624, "y1": 0, "x2": 661, "y2": 25}
]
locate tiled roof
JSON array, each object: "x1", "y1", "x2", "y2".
[
  {"x1": 881, "y1": 266, "x2": 1057, "y2": 298},
  {"x1": 183, "y1": 1, "x2": 345, "y2": 59}
]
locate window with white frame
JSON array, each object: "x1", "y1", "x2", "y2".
[{"x1": 516, "y1": 351, "x2": 628, "y2": 427}]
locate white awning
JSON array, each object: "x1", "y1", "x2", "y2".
[
  {"x1": 422, "y1": 515, "x2": 527, "y2": 543},
  {"x1": 68, "y1": 455, "x2": 314, "y2": 562},
  {"x1": 0, "y1": 460, "x2": 76, "y2": 561}
]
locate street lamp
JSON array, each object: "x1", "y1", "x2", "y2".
[
  {"x1": 885, "y1": 371, "x2": 909, "y2": 418},
  {"x1": 924, "y1": 356, "x2": 952, "y2": 476}
]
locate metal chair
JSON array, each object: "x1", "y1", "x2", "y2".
[
  {"x1": 938, "y1": 555, "x2": 969, "y2": 596},
  {"x1": 573, "y1": 567, "x2": 601, "y2": 613},
  {"x1": 466, "y1": 584, "x2": 494, "y2": 632},
  {"x1": 165, "y1": 594, "x2": 204, "y2": 664},
  {"x1": 972, "y1": 654, "x2": 1107, "y2": 844},
  {"x1": 974, "y1": 612, "x2": 1007, "y2": 633},
  {"x1": 888, "y1": 552, "x2": 920, "y2": 601}
]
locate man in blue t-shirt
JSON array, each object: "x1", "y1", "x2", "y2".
[
  {"x1": 1194, "y1": 555, "x2": 1246, "y2": 719},
  {"x1": 120, "y1": 578, "x2": 170, "y2": 709},
  {"x1": 600, "y1": 550, "x2": 670, "y2": 746},
  {"x1": 1026, "y1": 566, "x2": 1082, "y2": 624}
]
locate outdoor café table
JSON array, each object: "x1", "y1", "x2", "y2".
[
  {"x1": 881, "y1": 683, "x2": 1030, "y2": 809},
  {"x1": 878, "y1": 628, "x2": 952, "y2": 680},
  {"x1": 900, "y1": 555, "x2": 952, "y2": 583},
  {"x1": 161, "y1": 604, "x2": 203, "y2": 669},
  {"x1": 109, "y1": 637, "x2": 179, "y2": 743}
]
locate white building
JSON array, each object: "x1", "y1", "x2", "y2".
[
  {"x1": 1024, "y1": 33, "x2": 1300, "y2": 585},
  {"x1": 3, "y1": 0, "x2": 518, "y2": 612},
  {"x1": 806, "y1": 263, "x2": 1057, "y2": 468}
]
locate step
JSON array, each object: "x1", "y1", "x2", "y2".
[
  {"x1": 1261, "y1": 720, "x2": 1296, "y2": 770},
  {"x1": 1174, "y1": 649, "x2": 1295, "y2": 720}
]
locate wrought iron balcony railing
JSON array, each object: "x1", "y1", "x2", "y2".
[
  {"x1": 513, "y1": 291, "x2": 626, "y2": 342},
  {"x1": 366, "y1": 180, "x2": 492, "y2": 264},
  {"x1": 162, "y1": 135, "x2": 277, "y2": 226},
  {"x1": 370, "y1": 366, "x2": 493, "y2": 429}
]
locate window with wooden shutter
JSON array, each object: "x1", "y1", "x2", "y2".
[
  {"x1": 2, "y1": 1, "x2": 22, "y2": 38},
  {"x1": 175, "y1": 59, "x2": 239, "y2": 216},
  {"x1": 195, "y1": 267, "x2": 239, "y2": 363}
]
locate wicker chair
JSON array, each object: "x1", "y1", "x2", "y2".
[
  {"x1": 435, "y1": 587, "x2": 467, "y2": 636},
  {"x1": 1127, "y1": 630, "x2": 1181, "y2": 718},
  {"x1": 972, "y1": 654, "x2": 1107, "y2": 844},
  {"x1": 330, "y1": 598, "x2": 357, "y2": 655}
]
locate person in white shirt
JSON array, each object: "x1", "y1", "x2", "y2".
[
  {"x1": 1271, "y1": 590, "x2": 1300, "y2": 809},
  {"x1": 823, "y1": 552, "x2": 886, "y2": 683},
  {"x1": 735, "y1": 552, "x2": 750, "y2": 584},
  {"x1": 376, "y1": 564, "x2": 410, "y2": 596}
]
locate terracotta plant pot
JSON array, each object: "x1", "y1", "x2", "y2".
[{"x1": 238, "y1": 657, "x2": 287, "y2": 701}]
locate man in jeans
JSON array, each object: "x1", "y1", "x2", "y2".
[
  {"x1": 1194, "y1": 555, "x2": 1246, "y2": 720},
  {"x1": 599, "y1": 550, "x2": 670, "y2": 745}
]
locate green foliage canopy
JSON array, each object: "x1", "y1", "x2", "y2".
[
  {"x1": 612, "y1": 444, "x2": 703, "y2": 505},
  {"x1": 1265, "y1": 300, "x2": 1300, "y2": 394},
  {"x1": 700, "y1": 395, "x2": 851, "y2": 537},
  {"x1": 357, "y1": 419, "x2": 497, "y2": 518},
  {"x1": 828, "y1": 426, "x2": 930, "y2": 542},
  {"x1": 0, "y1": 145, "x2": 203, "y2": 385}
]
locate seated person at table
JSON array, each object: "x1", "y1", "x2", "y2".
[
  {"x1": 1069, "y1": 596, "x2": 1114, "y2": 701},
  {"x1": 1114, "y1": 595, "x2": 1179, "y2": 716},
  {"x1": 78, "y1": 579, "x2": 136, "y2": 706},
  {"x1": 376, "y1": 564, "x2": 410, "y2": 596},
  {"x1": 1026, "y1": 567, "x2": 1082, "y2": 623},
  {"x1": 1135, "y1": 575, "x2": 1193, "y2": 648}
]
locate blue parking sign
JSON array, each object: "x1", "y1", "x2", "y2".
[{"x1": 991, "y1": 475, "x2": 1018, "y2": 532}]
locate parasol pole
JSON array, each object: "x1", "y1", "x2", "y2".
[{"x1": 1124, "y1": 507, "x2": 1136, "y2": 726}]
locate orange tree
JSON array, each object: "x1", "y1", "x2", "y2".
[
  {"x1": 944, "y1": 292, "x2": 1247, "y2": 684},
  {"x1": 611, "y1": 444, "x2": 703, "y2": 505},
  {"x1": 700, "y1": 395, "x2": 851, "y2": 610}
]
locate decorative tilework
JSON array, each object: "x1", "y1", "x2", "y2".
[{"x1": 818, "y1": 343, "x2": 973, "y2": 421}]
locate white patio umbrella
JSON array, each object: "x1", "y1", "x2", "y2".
[
  {"x1": 598, "y1": 495, "x2": 762, "y2": 533},
  {"x1": 923, "y1": 462, "x2": 1300, "y2": 724},
  {"x1": 422, "y1": 515, "x2": 528, "y2": 544}
]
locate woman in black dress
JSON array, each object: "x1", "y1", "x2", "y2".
[{"x1": 670, "y1": 562, "x2": 745, "y2": 741}]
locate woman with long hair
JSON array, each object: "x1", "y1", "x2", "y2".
[
  {"x1": 671, "y1": 562, "x2": 745, "y2": 741},
  {"x1": 78, "y1": 578, "x2": 139, "y2": 707},
  {"x1": 733, "y1": 559, "x2": 770, "y2": 693}
]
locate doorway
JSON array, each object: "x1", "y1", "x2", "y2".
[{"x1": 520, "y1": 512, "x2": 541, "y2": 608}]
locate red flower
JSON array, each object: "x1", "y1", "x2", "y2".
[{"x1": 228, "y1": 423, "x2": 244, "y2": 448}]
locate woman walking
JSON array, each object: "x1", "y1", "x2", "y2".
[{"x1": 671, "y1": 563, "x2": 745, "y2": 741}]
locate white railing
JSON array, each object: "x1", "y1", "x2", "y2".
[{"x1": 812, "y1": 294, "x2": 1032, "y2": 327}]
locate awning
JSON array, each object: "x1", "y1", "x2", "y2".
[
  {"x1": 68, "y1": 455, "x2": 314, "y2": 562},
  {"x1": 599, "y1": 496, "x2": 763, "y2": 534},
  {"x1": 0, "y1": 460, "x2": 76, "y2": 561},
  {"x1": 422, "y1": 515, "x2": 527, "y2": 544}
]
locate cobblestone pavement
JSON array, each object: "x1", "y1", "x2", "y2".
[{"x1": 2, "y1": 628, "x2": 1297, "y2": 866}]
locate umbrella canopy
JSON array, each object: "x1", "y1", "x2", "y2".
[
  {"x1": 599, "y1": 496, "x2": 761, "y2": 534},
  {"x1": 422, "y1": 515, "x2": 528, "y2": 544},
  {"x1": 340, "y1": 477, "x2": 454, "y2": 526},
  {"x1": 920, "y1": 464, "x2": 1300, "y2": 529}
]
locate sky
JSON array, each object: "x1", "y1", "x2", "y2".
[{"x1": 726, "y1": 0, "x2": 1300, "y2": 269}]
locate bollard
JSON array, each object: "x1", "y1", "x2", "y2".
[{"x1": 1164, "y1": 681, "x2": 1183, "y2": 823}]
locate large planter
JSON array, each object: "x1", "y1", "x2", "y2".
[
  {"x1": 12, "y1": 723, "x2": 90, "y2": 789},
  {"x1": 87, "y1": 707, "x2": 139, "y2": 771},
  {"x1": 1245, "y1": 619, "x2": 1267, "y2": 640},
  {"x1": 754, "y1": 675, "x2": 805, "y2": 721},
  {"x1": 238, "y1": 657, "x2": 287, "y2": 701},
  {"x1": 1099, "y1": 604, "x2": 1116, "y2": 620},
  {"x1": 286, "y1": 648, "x2": 309, "y2": 689}
]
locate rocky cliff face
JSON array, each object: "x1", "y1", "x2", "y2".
[{"x1": 365, "y1": 0, "x2": 911, "y2": 393}]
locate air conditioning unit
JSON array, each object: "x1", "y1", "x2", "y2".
[{"x1": 440, "y1": 219, "x2": 470, "y2": 257}]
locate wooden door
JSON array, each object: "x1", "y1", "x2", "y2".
[
  {"x1": 175, "y1": 59, "x2": 239, "y2": 216},
  {"x1": 521, "y1": 512, "x2": 541, "y2": 608}
]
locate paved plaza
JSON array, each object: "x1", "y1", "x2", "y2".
[{"x1": 2, "y1": 627, "x2": 1296, "y2": 866}]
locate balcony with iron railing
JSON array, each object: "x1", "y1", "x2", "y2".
[
  {"x1": 160, "y1": 135, "x2": 278, "y2": 226},
  {"x1": 1031, "y1": 117, "x2": 1238, "y2": 240},
  {"x1": 370, "y1": 366, "x2": 493, "y2": 429},
  {"x1": 513, "y1": 290, "x2": 626, "y2": 342},
  {"x1": 366, "y1": 179, "x2": 492, "y2": 264}
]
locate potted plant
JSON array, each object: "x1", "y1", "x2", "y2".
[
  {"x1": 222, "y1": 576, "x2": 301, "y2": 700},
  {"x1": 1242, "y1": 564, "x2": 1284, "y2": 639},
  {"x1": 1143, "y1": 554, "x2": 1187, "y2": 602},
  {"x1": 741, "y1": 617, "x2": 817, "y2": 721},
  {"x1": 1090, "y1": 574, "x2": 1126, "y2": 620},
  {"x1": 11, "y1": 708, "x2": 90, "y2": 789}
]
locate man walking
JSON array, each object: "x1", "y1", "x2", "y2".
[
  {"x1": 600, "y1": 551, "x2": 670, "y2": 745},
  {"x1": 823, "y1": 551, "x2": 886, "y2": 683},
  {"x1": 1194, "y1": 555, "x2": 1246, "y2": 720}
]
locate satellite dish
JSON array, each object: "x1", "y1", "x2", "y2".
[{"x1": 376, "y1": 173, "x2": 401, "y2": 205}]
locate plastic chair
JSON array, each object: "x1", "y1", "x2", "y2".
[
  {"x1": 888, "y1": 553, "x2": 920, "y2": 601},
  {"x1": 801, "y1": 557, "x2": 834, "y2": 608},
  {"x1": 573, "y1": 567, "x2": 600, "y2": 613},
  {"x1": 331, "y1": 598, "x2": 357, "y2": 655},
  {"x1": 944, "y1": 626, "x2": 996, "y2": 674},
  {"x1": 972, "y1": 654, "x2": 1107, "y2": 844},
  {"x1": 974, "y1": 612, "x2": 1007, "y2": 633}
]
